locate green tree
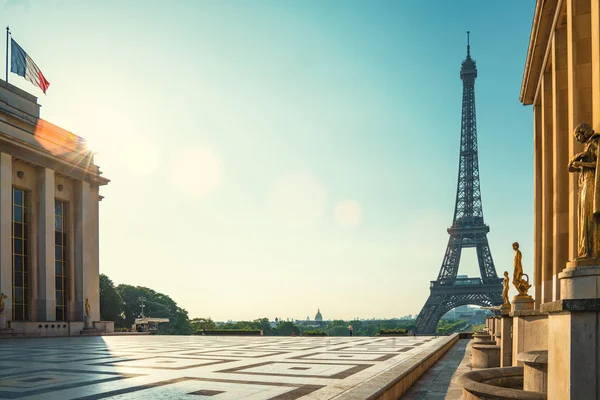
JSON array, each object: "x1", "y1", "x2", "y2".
[
  {"x1": 275, "y1": 321, "x2": 299, "y2": 336},
  {"x1": 99, "y1": 274, "x2": 124, "y2": 322},
  {"x1": 191, "y1": 317, "x2": 217, "y2": 332},
  {"x1": 116, "y1": 284, "x2": 192, "y2": 335}
]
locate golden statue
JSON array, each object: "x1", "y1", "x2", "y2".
[
  {"x1": 0, "y1": 293, "x2": 6, "y2": 315},
  {"x1": 568, "y1": 123, "x2": 600, "y2": 260},
  {"x1": 512, "y1": 242, "x2": 531, "y2": 296},
  {"x1": 85, "y1": 298, "x2": 90, "y2": 317},
  {"x1": 502, "y1": 271, "x2": 510, "y2": 305}
]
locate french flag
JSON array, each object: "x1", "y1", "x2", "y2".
[{"x1": 10, "y1": 38, "x2": 50, "y2": 94}]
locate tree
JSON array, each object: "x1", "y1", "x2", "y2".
[
  {"x1": 99, "y1": 274, "x2": 124, "y2": 322},
  {"x1": 191, "y1": 317, "x2": 217, "y2": 332},
  {"x1": 275, "y1": 321, "x2": 299, "y2": 336},
  {"x1": 115, "y1": 284, "x2": 193, "y2": 335}
]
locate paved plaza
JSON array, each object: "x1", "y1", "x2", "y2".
[{"x1": 0, "y1": 335, "x2": 451, "y2": 399}]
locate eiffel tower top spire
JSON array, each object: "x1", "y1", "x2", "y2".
[
  {"x1": 461, "y1": 31, "x2": 477, "y2": 79},
  {"x1": 453, "y1": 30, "x2": 483, "y2": 227},
  {"x1": 467, "y1": 31, "x2": 470, "y2": 57}
]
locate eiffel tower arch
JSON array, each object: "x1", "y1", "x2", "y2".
[{"x1": 415, "y1": 33, "x2": 503, "y2": 334}]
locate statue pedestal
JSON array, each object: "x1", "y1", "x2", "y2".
[
  {"x1": 0, "y1": 315, "x2": 6, "y2": 329},
  {"x1": 500, "y1": 303, "x2": 511, "y2": 315},
  {"x1": 511, "y1": 295, "x2": 534, "y2": 312},
  {"x1": 500, "y1": 314, "x2": 513, "y2": 367},
  {"x1": 84, "y1": 316, "x2": 92, "y2": 329},
  {"x1": 543, "y1": 261, "x2": 600, "y2": 399},
  {"x1": 509, "y1": 299, "x2": 547, "y2": 368},
  {"x1": 560, "y1": 262, "x2": 600, "y2": 299}
]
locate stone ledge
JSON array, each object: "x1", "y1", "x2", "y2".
[
  {"x1": 540, "y1": 298, "x2": 600, "y2": 313},
  {"x1": 516, "y1": 350, "x2": 548, "y2": 365},
  {"x1": 510, "y1": 309, "x2": 547, "y2": 317},
  {"x1": 458, "y1": 367, "x2": 546, "y2": 400},
  {"x1": 334, "y1": 334, "x2": 460, "y2": 400}
]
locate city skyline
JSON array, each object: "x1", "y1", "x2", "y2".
[{"x1": 1, "y1": 0, "x2": 536, "y2": 320}]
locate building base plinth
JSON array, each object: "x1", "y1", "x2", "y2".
[
  {"x1": 542, "y1": 299, "x2": 600, "y2": 400},
  {"x1": 500, "y1": 315, "x2": 513, "y2": 367},
  {"x1": 560, "y1": 264, "x2": 600, "y2": 299}
]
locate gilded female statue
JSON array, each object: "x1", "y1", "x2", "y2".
[
  {"x1": 568, "y1": 123, "x2": 600, "y2": 259},
  {"x1": 502, "y1": 271, "x2": 510, "y2": 305},
  {"x1": 85, "y1": 298, "x2": 90, "y2": 317},
  {"x1": 512, "y1": 242, "x2": 531, "y2": 296}
]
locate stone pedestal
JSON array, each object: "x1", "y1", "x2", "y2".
[
  {"x1": 500, "y1": 315, "x2": 513, "y2": 367},
  {"x1": 0, "y1": 315, "x2": 6, "y2": 329},
  {"x1": 84, "y1": 315, "x2": 92, "y2": 328},
  {"x1": 543, "y1": 263, "x2": 600, "y2": 400},
  {"x1": 511, "y1": 295, "x2": 535, "y2": 312},
  {"x1": 509, "y1": 309, "x2": 548, "y2": 367},
  {"x1": 471, "y1": 344, "x2": 500, "y2": 368},
  {"x1": 473, "y1": 333, "x2": 492, "y2": 343},
  {"x1": 560, "y1": 262, "x2": 600, "y2": 299},
  {"x1": 516, "y1": 350, "x2": 548, "y2": 393}
]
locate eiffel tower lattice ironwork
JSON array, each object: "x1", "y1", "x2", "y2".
[{"x1": 415, "y1": 33, "x2": 503, "y2": 334}]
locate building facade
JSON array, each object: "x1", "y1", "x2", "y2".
[
  {"x1": 0, "y1": 79, "x2": 109, "y2": 334},
  {"x1": 520, "y1": 0, "x2": 600, "y2": 307}
]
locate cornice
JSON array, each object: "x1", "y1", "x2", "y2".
[
  {"x1": 520, "y1": 0, "x2": 558, "y2": 105},
  {"x1": 0, "y1": 126, "x2": 109, "y2": 186}
]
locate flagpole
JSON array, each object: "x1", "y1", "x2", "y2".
[{"x1": 5, "y1": 26, "x2": 8, "y2": 83}]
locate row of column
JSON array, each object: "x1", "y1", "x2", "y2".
[
  {"x1": 534, "y1": 0, "x2": 596, "y2": 307},
  {"x1": 0, "y1": 152, "x2": 100, "y2": 322}
]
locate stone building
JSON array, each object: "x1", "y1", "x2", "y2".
[
  {"x1": 461, "y1": 1, "x2": 600, "y2": 398},
  {"x1": 0, "y1": 79, "x2": 110, "y2": 335}
]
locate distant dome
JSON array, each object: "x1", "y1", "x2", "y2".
[{"x1": 315, "y1": 308, "x2": 323, "y2": 322}]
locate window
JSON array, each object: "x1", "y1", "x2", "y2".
[
  {"x1": 12, "y1": 188, "x2": 29, "y2": 321},
  {"x1": 55, "y1": 200, "x2": 68, "y2": 321}
]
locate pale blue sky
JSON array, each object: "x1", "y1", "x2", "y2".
[{"x1": 2, "y1": 0, "x2": 536, "y2": 321}]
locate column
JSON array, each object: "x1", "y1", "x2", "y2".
[
  {"x1": 89, "y1": 185, "x2": 100, "y2": 322},
  {"x1": 552, "y1": 27, "x2": 569, "y2": 301},
  {"x1": 75, "y1": 180, "x2": 97, "y2": 321},
  {"x1": 541, "y1": 70, "x2": 554, "y2": 305},
  {"x1": 534, "y1": 103, "x2": 543, "y2": 309},
  {"x1": 567, "y1": 0, "x2": 592, "y2": 261},
  {"x1": 35, "y1": 167, "x2": 55, "y2": 321},
  {"x1": 0, "y1": 153, "x2": 12, "y2": 319}
]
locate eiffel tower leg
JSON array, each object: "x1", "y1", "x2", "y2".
[
  {"x1": 415, "y1": 296, "x2": 441, "y2": 334},
  {"x1": 438, "y1": 235, "x2": 463, "y2": 282},
  {"x1": 475, "y1": 235, "x2": 498, "y2": 282}
]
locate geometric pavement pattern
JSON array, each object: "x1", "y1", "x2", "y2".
[{"x1": 0, "y1": 335, "x2": 445, "y2": 399}]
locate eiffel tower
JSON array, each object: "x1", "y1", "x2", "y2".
[{"x1": 415, "y1": 33, "x2": 503, "y2": 334}]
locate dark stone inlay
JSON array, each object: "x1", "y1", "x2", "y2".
[
  {"x1": 0, "y1": 369, "x2": 141, "y2": 399},
  {"x1": 288, "y1": 367, "x2": 310, "y2": 370},
  {"x1": 289, "y1": 352, "x2": 397, "y2": 362},
  {"x1": 217, "y1": 361, "x2": 373, "y2": 379},
  {"x1": 91, "y1": 357, "x2": 234, "y2": 370},
  {"x1": 189, "y1": 389, "x2": 225, "y2": 396},
  {"x1": 75, "y1": 377, "x2": 325, "y2": 400},
  {"x1": 20, "y1": 377, "x2": 53, "y2": 383}
]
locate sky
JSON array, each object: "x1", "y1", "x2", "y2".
[{"x1": 1, "y1": 0, "x2": 537, "y2": 321}]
